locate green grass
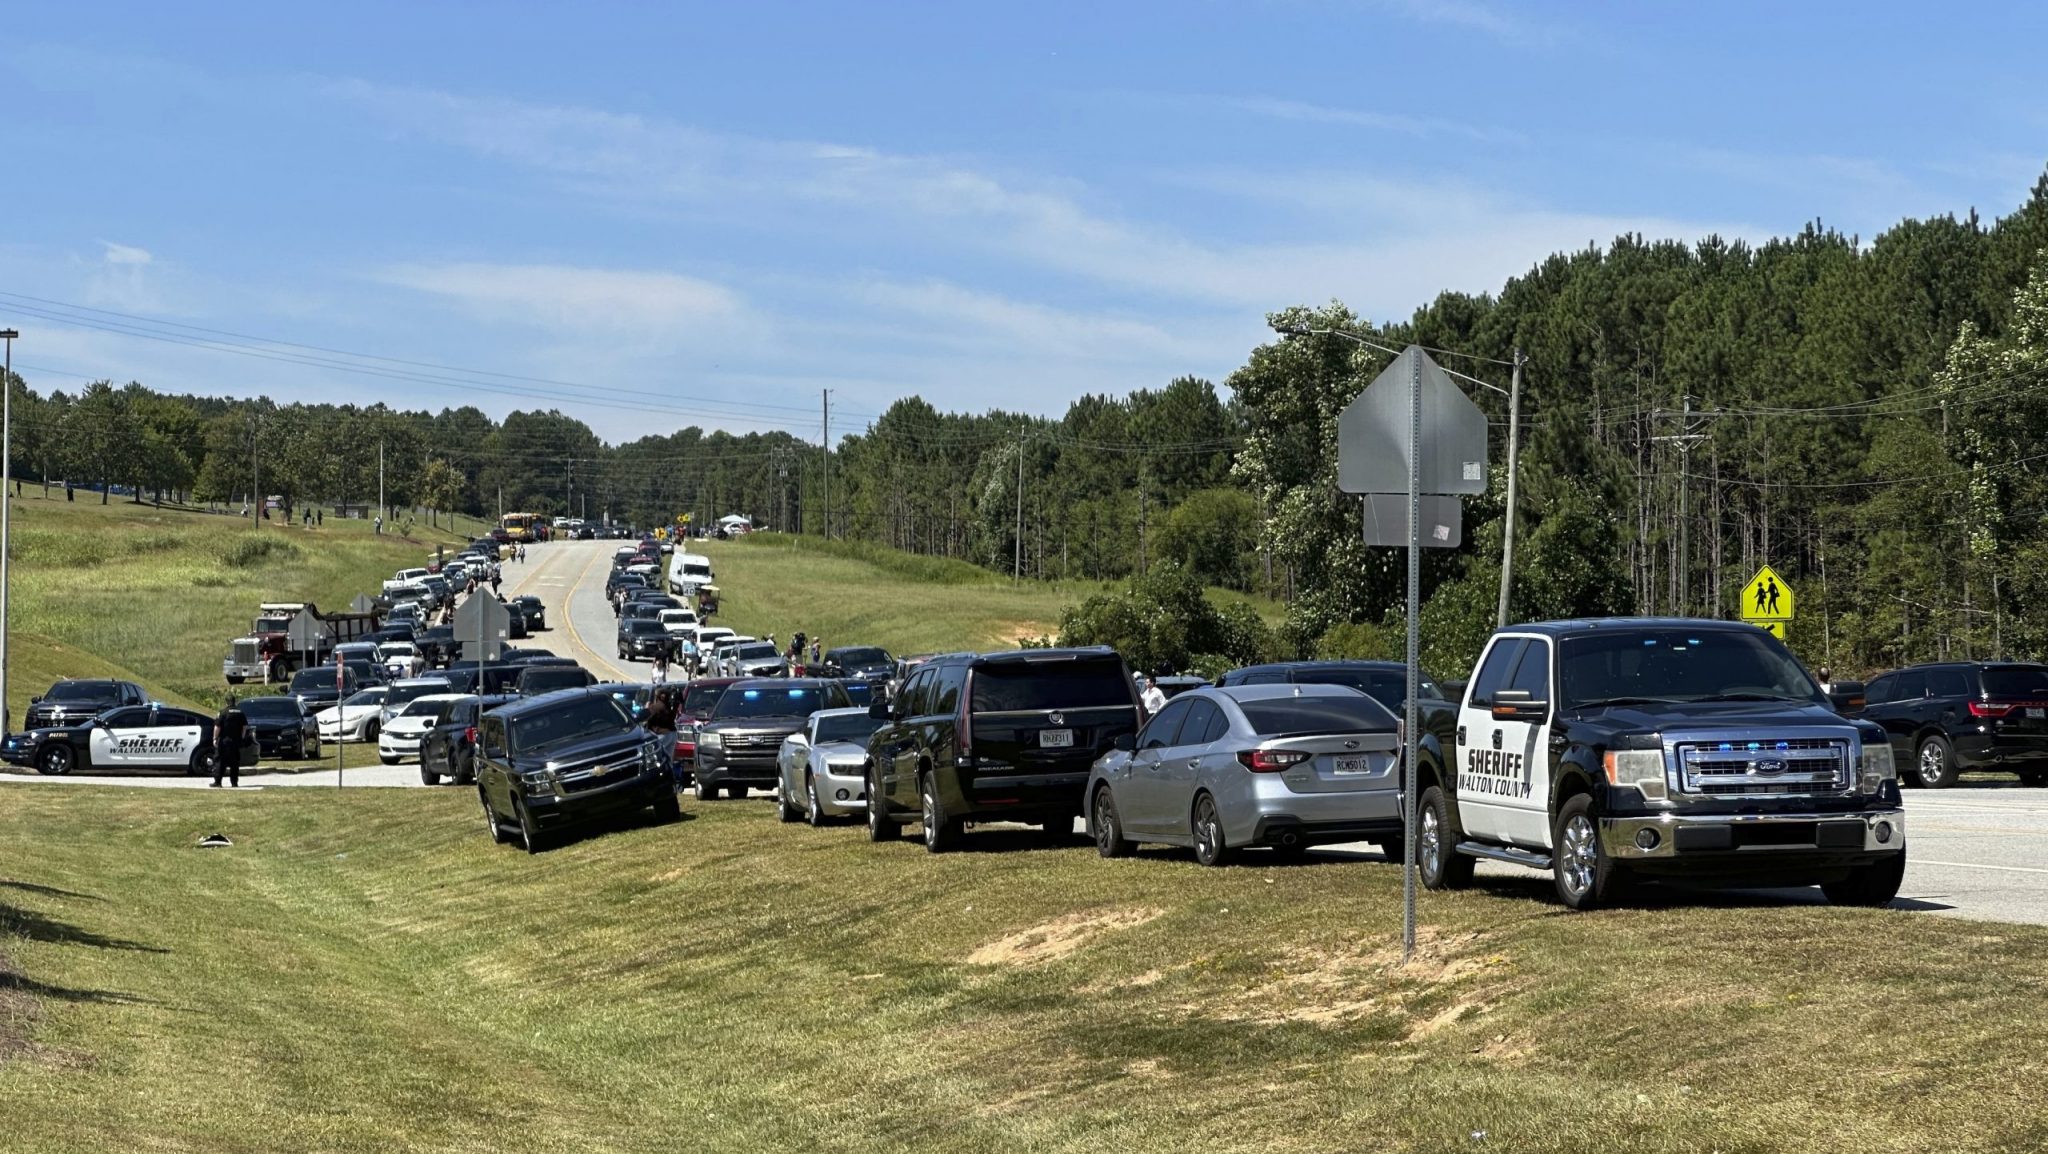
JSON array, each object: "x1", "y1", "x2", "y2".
[
  {"x1": 2, "y1": 787, "x2": 2045, "y2": 1153},
  {"x1": 2, "y1": 493, "x2": 474, "y2": 722},
  {"x1": 712, "y1": 532, "x2": 1282, "y2": 655}
]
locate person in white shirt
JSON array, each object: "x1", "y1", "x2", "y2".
[{"x1": 1140, "y1": 676, "x2": 1167, "y2": 714}]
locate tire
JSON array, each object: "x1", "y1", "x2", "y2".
[
  {"x1": 1191, "y1": 792, "x2": 1230, "y2": 867},
  {"x1": 1375, "y1": 836, "x2": 1406, "y2": 865},
  {"x1": 693, "y1": 776, "x2": 717, "y2": 802},
  {"x1": 776, "y1": 783, "x2": 801, "y2": 822},
  {"x1": 652, "y1": 789, "x2": 682, "y2": 824},
  {"x1": 36, "y1": 743, "x2": 75, "y2": 776},
  {"x1": 1552, "y1": 793, "x2": 1631, "y2": 910},
  {"x1": 455, "y1": 750, "x2": 475, "y2": 786},
  {"x1": 1917, "y1": 735, "x2": 1959, "y2": 789},
  {"x1": 805, "y1": 772, "x2": 828, "y2": 827},
  {"x1": 379, "y1": 753, "x2": 399, "y2": 766},
  {"x1": 866, "y1": 769, "x2": 900, "y2": 842},
  {"x1": 481, "y1": 791, "x2": 510, "y2": 844},
  {"x1": 186, "y1": 748, "x2": 213, "y2": 778},
  {"x1": 1822, "y1": 851, "x2": 1907, "y2": 907},
  {"x1": 420, "y1": 764, "x2": 440, "y2": 786},
  {"x1": 2021, "y1": 770, "x2": 2048, "y2": 788},
  {"x1": 1418, "y1": 786, "x2": 1474, "y2": 890},
  {"x1": 514, "y1": 799, "x2": 546, "y2": 854},
  {"x1": 1091, "y1": 786, "x2": 1135, "y2": 858},
  {"x1": 724, "y1": 785, "x2": 746, "y2": 800},
  {"x1": 306, "y1": 736, "x2": 321, "y2": 760},
  {"x1": 363, "y1": 720, "x2": 380, "y2": 744},
  {"x1": 920, "y1": 773, "x2": 960, "y2": 853}
]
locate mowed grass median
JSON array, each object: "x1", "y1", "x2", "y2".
[{"x1": 3, "y1": 786, "x2": 2045, "y2": 1153}]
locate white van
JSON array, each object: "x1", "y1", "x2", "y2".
[{"x1": 668, "y1": 551, "x2": 714, "y2": 595}]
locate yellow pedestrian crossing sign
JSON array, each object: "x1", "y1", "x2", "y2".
[{"x1": 1740, "y1": 565, "x2": 1794, "y2": 637}]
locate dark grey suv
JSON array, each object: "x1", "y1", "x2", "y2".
[
  {"x1": 475, "y1": 687, "x2": 677, "y2": 852},
  {"x1": 692, "y1": 678, "x2": 852, "y2": 800}
]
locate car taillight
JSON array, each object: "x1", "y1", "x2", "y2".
[
  {"x1": 958, "y1": 671, "x2": 974, "y2": 759},
  {"x1": 464, "y1": 726, "x2": 477, "y2": 744},
  {"x1": 1238, "y1": 748, "x2": 1313, "y2": 772},
  {"x1": 1969, "y1": 702, "x2": 2016, "y2": 719},
  {"x1": 675, "y1": 738, "x2": 695, "y2": 758}
]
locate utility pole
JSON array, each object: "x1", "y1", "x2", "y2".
[
  {"x1": 1495, "y1": 347, "x2": 1525, "y2": 628},
  {"x1": 1014, "y1": 430, "x2": 1025, "y2": 581},
  {"x1": 0, "y1": 329, "x2": 16, "y2": 731},
  {"x1": 377, "y1": 440, "x2": 385, "y2": 526},
  {"x1": 821, "y1": 389, "x2": 832, "y2": 540},
  {"x1": 1652, "y1": 397, "x2": 1711, "y2": 615},
  {"x1": 251, "y1": 412, "x2": 261, "y2": 522}
]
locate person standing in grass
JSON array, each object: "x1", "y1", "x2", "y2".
[{"x1": 213, "y1": 696, "x2": 249, "y2": 788}]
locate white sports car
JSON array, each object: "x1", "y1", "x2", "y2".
[
  {"x1": 776, "y1": 707, "x2": 882, "y2": 825},
  {"x1": 316, "y1": 687, "x2": 390, "y2": 742}
]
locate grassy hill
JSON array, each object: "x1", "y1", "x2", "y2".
[
  {"x1": 1, "y1": 786, "x2": 2042, "y2": 1153},
  {"x1": 706, "y1": 532, "x2": 1281, "y2": 656},
  {"x1": 2, "y1": 493, "x2": 475, "y2": 723}
]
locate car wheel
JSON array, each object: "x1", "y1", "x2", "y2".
[
  {"x1": 1418, "y1": 785, "x2": 1474, "y2": 890},
  {"x1": 1190, "y1": 793, "x2": 1230, "y2": 866},
  {"x1": 481, "y1": 791, "x2": 510, "y2": 844},
  {"x1": 379, "y1": 753, "x2": 399, "y2": 766},
  {"x1": 776, "y1": 783, "x2": 801, "y2": 822},
  {"x1": 2021, "y1": 770, "x2": 2048, "y2": 788},
  {"x1": 724, "y1": 785, "x2": 746, "y2": 800},
  {"x1": 1091, "y1": 785, "x2": 1135, "y2": 858},
  {"x1": 363, "y1": 720, "x2": 380, "y2": 743},
  {"x1": 652, "y1": 788, "x2": 682, "y2": 824},
  {"x1": 1822, "y1": 851, "x2": 1907, "y2": 907},
  {"x1": 1375, "y1": 835, "x2": 1406, "y2": 865},
  {"x1": 185, "y1": 748, "x2": 213, "y2": 778},
  {"x1": 805, "y1": 772, "x2": 828, "y2": 827},
  {"x1": 866, "y1": 769, "x2": 899, "y2": 842},
  {"x1": 1552, "y1": 793, "x2": 1631, "y2": 910},
  {"x1": 921, "y1": 773, "x2": 961, "y2": 854},
  {"x1": 1917, "y1": 735, "x2": 1959, "y2": 789},
  {"x1": 456, "y1": 750, "x2": 475, "y2": 786},
  {"x1": 306, "y1": 735, "x2": 321, "y2": 759},
  {"x1": 513, "y1": 799, "x2": 546, "y2": 854},
  {"x1": 36, "y1": 744, "x2": 75, "y2": 776},
  {"x1": 694, "y1": 776, "x2": 717, "y2": 802},
  {"x1": 420, "y1": 763, "x2": 440, "y2": 786}
]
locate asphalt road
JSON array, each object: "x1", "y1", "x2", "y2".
[{"x1": 8, "y1": 538, "x2": 2048, "y2": 925}]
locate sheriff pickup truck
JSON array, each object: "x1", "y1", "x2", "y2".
[{"x1": 1415, "y1": 617, "x2": 1905, "y2": 910}]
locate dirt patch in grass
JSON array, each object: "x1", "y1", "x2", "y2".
[
  {"x1": 1193, "y1": 927, "x2": 1520, "y2": 1029},
  {"x1": 966, "y1": 907, "x2": 1164, "y2": 967}
]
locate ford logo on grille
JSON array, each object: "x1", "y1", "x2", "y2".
[{"x1": 1753, "y1": 758, "x2": 1789, "y2": 774}]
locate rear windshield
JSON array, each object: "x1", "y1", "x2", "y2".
[
  {"x1": 291, "y1": 670, "x2": 344, "y2": 692},
  {"x1": 237, "y1": 697, "x2": 301, "y2": 718},
  {"x1": 1291, "y1": 669, "x2": 1442, "y2": 711},
  {"x1": 683, "y1": 683, "x2": 730, "y2": 714},
  {"x1": 1982, "y1": 667, "x2": 2048, "y2": 698},
  {"x1": 971, "y1": 660, "x2": 1133, "y2": 713},
  {"x1": 714, "y1": 685, "x2": 825, "y2": 719},
  {"x1": 48, "y1": 680, "x2": 118, "y2": 700},
  {"x1": 1238, "y1": 693, "x2": 1396, "y2": 736},
  {"x1": 508, "y1": 696, "x2": 632, "y2": 754}
]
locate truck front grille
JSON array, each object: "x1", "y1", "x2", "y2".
[
  {"x1": 1676, "y1": 738, "x2": 1849, "y2": 796},
  {"x1": 232, "y1": 641, "x2": 260, "y2": 664}
]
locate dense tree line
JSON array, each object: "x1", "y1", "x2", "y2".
[{"x1": 10, "y1": 172, "x2": 2048, "y2": 676}]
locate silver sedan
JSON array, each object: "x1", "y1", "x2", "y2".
[
  {"x1": 776, "y1": 706, "x2": 882, "y2": 825},
  {"x1": 1086, "y1": 684, "x2": 1403, "y2": 865}
]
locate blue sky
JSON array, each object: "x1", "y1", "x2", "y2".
[{"x1": 3, "y1": 1, "x2": 2044, "y2": 441}]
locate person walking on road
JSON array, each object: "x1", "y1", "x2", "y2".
[
  {"x1": 1139, "y1": 675, "x2": 1167, "y2": 715},
  {"x1": 213, "y1": 696, "x2": 249, "y2": 788},
  {"x1": 651, "y1": 645, "x2": 671, "y2": 685},
  {"x1": 682, "y1": 635, "x2": 700, "y2": 680}
]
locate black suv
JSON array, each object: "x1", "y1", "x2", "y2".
[
  {"x1": 475, "y1": 687, "x2": 677, "y2": 852},
  {"x1": 1218, "y1": 660, "x2": 1448, "y2": 715},
  {"x1": 24, "y1": 679, "x2": 148, "y2": 730},
  {"x1": 865, "y1": 647, "x2": 1142, "y2": 852},
  {"x1": 1860, "y1": 662, "x2": 2048, "y2": 787},
  {"x1": 816, "y1": 646, "x2": 895, "y2": 683},
  {"x1": 420, "y1": 693, "x2": 518, "y2": 786},
  {"x1": 693, "y1": 678, "x2": 852, "y2": 800},
  {"x1": 515, "y1": 664, "x2": 596, "y2": 696}
]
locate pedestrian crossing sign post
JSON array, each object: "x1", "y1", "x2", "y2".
[{"x1": 1740, "y1": 565, "x2": 1794, "y2": 639}]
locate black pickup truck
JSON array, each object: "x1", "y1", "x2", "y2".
[{"x1": 1411, "y1": 618, "x2": 1904, "y2": 910}]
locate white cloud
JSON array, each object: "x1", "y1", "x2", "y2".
[
  {"x1": 376, "y1": 262, "x2": 745, "y2": 337},
  {"x1": 81, "y1": 240, "x2": 161, "y2": 312},
  {"x1": 99, "y1": 241, "x2": 152, "y2": 266},
  {"x1": 1208, "y1": 95, "x2": 1522, "y2": 144}
]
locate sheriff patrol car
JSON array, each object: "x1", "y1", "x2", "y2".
[
  {"x1": 1415, "y1": 618, "x2": 1906, "y2": 911},
  {"x1": 3, "y1": 703, "x2": 238, "y2": 776}
]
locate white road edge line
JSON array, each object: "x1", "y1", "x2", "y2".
[{"x1": 1913, "y1": 859, "x2": 2048, "y2": 876}]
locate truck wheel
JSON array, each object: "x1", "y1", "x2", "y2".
[
  {"x1": 866, "y1": 770, "x2": 900, "y2": 842},
  {"x1": 1917, "y1": 735, "x2": 1959, "y2": 789},
  {"x1": 920, "y1": 773, "x2": 961, "y2": 854},
  {"x1": 693, "y1": 776, "x2": 717, "y2": 802},
  {"x1": 1092, "y1": 786, "x2": 1135, "y2": 858},
  {"x1": 1418, "y1": 786, "x2": 1473, "y2": 889},
  {"x1": 1822, "y1": 851, "x2": 1906, "y2": 907},
  {"x1": 420, "y1": 764, "x2": 440, "y2": 786},
  {"x1": 514, "y1": 800, "x2": 546, "y2": 854},
  {"x1": 651, "y1": 788, "x2": 682, "y2": 824},
  {"x1": 1552, "y1": 793, "x2": 1631, "y2": 911},
  {"x1": 1190, "y1": 792, "x2": 1230, "y2": 867},
  {"x1": 481, "y1": 791, "x2": 510, "y2": 844},
  {"x1": 36, "y1": 744, "x2": 75, "y2": 776}
]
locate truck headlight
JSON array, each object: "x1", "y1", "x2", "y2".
[
  {"x1": 699, "y1": 730, "x2": 722, "y2": 750},
  {"x1": 521, "y1": 770, "x2": 556, "y2": 796},
  {"x1": 1859, "y1": 743, "x2": 1896, "y2": 792},
  {"x1": 1602, "y1": 750, "x2": 1668, "y2": 801}
]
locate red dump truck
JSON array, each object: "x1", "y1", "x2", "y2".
[{"x1": 221, "y1": 602, "x2": 383, "y2": 685}]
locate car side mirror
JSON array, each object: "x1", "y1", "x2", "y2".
[
  {"x1": 29, "y1": 696, "x2": 40, "y2": 705},
  {"x1": 1490, "y1": 689, "x2": 1549, "y2": 722},
  {"x1": 1828, "y1": 680, "x2": 1867, "y2": 715},
  {"x1": 868, "y1": 699, "x2": 891, "y2": 722},
  {"x1": 1112, "y1": 734, "x2": 1136, "y2": 752}
]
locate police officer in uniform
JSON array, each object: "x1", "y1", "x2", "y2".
[{"x1": 213, "y1": 695, "x2": 249, "y2": 788}]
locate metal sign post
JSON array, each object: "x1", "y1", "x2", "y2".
[{"x1": 335, "y1": 651, "x2": 345, "y2": 789}]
